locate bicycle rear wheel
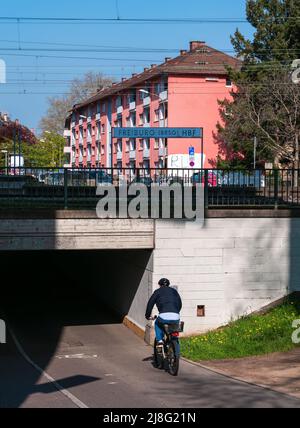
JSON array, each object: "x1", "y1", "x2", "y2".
[
  {"x1": 154, "y1": 339, "x2": 164, "y2": 369},
  {"x1": 167, "y1": 340, "x2": 180, "y2": 376}
]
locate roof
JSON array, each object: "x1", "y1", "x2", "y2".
[{"x1": 73, "y1": 41, "x2": 242, "y2": 111}]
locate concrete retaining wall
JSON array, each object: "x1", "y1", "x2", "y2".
[{"x1": 153, "y1": 218, "x2": 300, "y2": 335}]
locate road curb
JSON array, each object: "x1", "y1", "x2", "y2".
[{"x1": 181, "y1": 357, "x2": 300, "y2": 402}]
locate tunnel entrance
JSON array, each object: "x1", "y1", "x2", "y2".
[
  {"x1": 0, "y1": 249, "x2": 153, "y2": 331},
  {"x1": 0, "y1": 249, "x2": 153, "y2": 408}
]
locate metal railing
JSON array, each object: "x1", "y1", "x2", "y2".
[{"x1": 0, "y1": 167, "x2": 300, "y2": 210}]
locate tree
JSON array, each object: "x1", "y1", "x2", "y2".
[
  {"x1": 24, "y1": 132, "x2": 66, "y2": 168},
  {"x1": 215, "y1": 0, "x2": 300, "y2": 168},
  {"x1": 39, "y1": 72, "x2": 114, "y2": 135}
]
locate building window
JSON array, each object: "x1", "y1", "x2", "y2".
[
  {"x1": 97, "y1": 102, "x2": 101, "y2": 114},
  {"x1": 102, "y1": 103, "x2": 106, "y2": 113},
  {"x1": 144, "y1": 107, "x2": 150, "y2": 125},
  {"x1": 154, "y1": 109, "x2": 159, "y2": 122},
  {"x1": 101, "y1": 145, "x2": 105, "y2": 155},
  {"x1": 126, "y1": 141, "x2": 130, "y2": 152},
  {"x1": 130, "y1": 112, "x2": 136, "y2": 127},
  {"x1": 154, "y1": 138, "x2": 159, "y2": 149},
  {"x1": 117, "y1": 140, "x2": 122, "y2": 152},
  {"x1": 114, "y1": 142, "x2": 118, "y2": 154},
  {"x1": 226, "y1": 78, "x2": 232, "y2": 87},
  {"x1": 139, "y1": 114, "x2": 143, "y2": 126},
  {"x1": 101, "y1": 124, "x2": 105, "y2": 134},
  {"x1": 143, "y1": 139, "x2": 150, "y2": 150},
  {"x1": 139, "y1": 139, "x2": 143, "y2": 150},
  {"x1": 129, "y1": 139, "x2": 136, "y2": 151},
  {"x1": 116, "y1": 96, "x2": 122, "y2": 108}
]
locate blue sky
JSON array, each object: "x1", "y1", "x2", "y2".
[{"x1": 0, "y1": 0, "x2": 254, "y2": 133}]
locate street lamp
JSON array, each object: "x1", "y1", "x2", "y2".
[
  {"x1": 1, "y1": 149, "x2": 8, "y2": 175},
  {"x1": 138, "y1": 89, "x2": 167, "y2": 168}
]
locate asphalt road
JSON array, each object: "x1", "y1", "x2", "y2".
[{"x1": 1, "y1": 304, "x2": 300, "y2": 409}]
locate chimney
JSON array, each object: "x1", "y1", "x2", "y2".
[
  {"x1": 165, "y1": 57, "x2": 171, "y2": 62},
  {"x1": 151, "y1": 64, "x2": 157, "y2": 68},
  {"x1": 189, "y1": 41, "x2": 206, "y2": 51},
  {"x1": 180, "y1": 50, "x2": 187, "y2": 56}
]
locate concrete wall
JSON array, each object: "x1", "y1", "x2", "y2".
[
  {"x1": 0, "y1": 217, "x2": 154, "y2": 251},
  {"x1": 153, "y1": 218, "x2": 300, "y2": 335},
  {"x1": 89, "y1": 250, "x2": 153, "y2": 332}
]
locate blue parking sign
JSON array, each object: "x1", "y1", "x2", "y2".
[{"x1": 189, "y1": 147, "x2": 195, "y2": 156}]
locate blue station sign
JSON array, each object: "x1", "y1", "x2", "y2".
[{"x1": 112, "y1": 127, "x2": 203, "y2": 139}]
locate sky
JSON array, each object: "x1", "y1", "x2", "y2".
[{"x1": 0, "y1": 0, "x2": 254, "y2": 133}]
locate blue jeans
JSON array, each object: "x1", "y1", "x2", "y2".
[{"x1": 155, "y1": 317, "x2": 180, "y2": 342}]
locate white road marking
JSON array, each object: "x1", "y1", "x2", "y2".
[
  {"x1": 56, "y1": 354, "x2": 98, "y2": 360},
  {"x1": 9, "y1": 327, "x2": 89, "y2": 409}
]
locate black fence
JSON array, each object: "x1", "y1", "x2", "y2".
[{"x1": 0, "y1": 167, "x2": 300, "y2": 210}]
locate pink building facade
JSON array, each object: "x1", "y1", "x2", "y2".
[{"x1": 64, "y1": 41, "x2": 240, "y2": 170}]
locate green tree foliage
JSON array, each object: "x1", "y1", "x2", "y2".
[
  {"x1": 216, "y1": 0, "x2": 300, "y2": 168},
  {"x1": 0, "y1": 132, "x2": 66, "y2": 168}
]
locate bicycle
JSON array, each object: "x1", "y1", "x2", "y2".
[{"x1": 150, "y1": 316, "x2": 184, "y2": 377}]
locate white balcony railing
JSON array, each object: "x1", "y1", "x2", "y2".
[
  {"x1": 96, "y1": 113, "x2": 101, "y2": 121},
  {"x1": 117, "y1": 106, "x2": 123, "y2": 114},
  {"x1": 143, "y1": 149, "x2": 150, "y2": 159},
  {"x1": 159, "y1": 147, "x2": 166, "y2": 157},
  {"x1": 130, "y1": 150, "x2": 136, "y2": 160},
  {"x1": 117, "y1": 152, "x2": 123, "y2": 161},
  {"x1": 129, "y1": 101, "x2": 136, "y2": 111},
  {"x1": 143, "y1": 96, "x2": 151, "y2": 106},
  {"x1": 64, "y1": 129, "x2": 71, "y2": 138},
  {"x1": 64, "y1": 147, "x2": 71, "y2": 154},
  {"x1": 79, "y1": 119, "x2": 83, "y2": 126},
  {"x1": 159, "y1": 90, "x2": 168, "y2": 101},
  {"x1": 87, "y1": 116, "x2": 92, "y2": 123}
]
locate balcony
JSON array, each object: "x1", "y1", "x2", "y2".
[
  {"x1": 143, "y1": 149, "x2": 150, "y2": 159},
  {"x1": 87, "y1": 116, "x2": 92, "y2": 124},
  {"x1": 159, "y1": 147, "x2": 166, "y2": 157},
  {"x1": 63, "y1": 129, "x2": 71, "y2": 138},
  {"x1": 64, "y1": 146, "x2": 71, "y2": 155},
  {"x1": 117, "y1": 152, "x2": 123, "y2": 161},
  {"x1": 71, "y1": 121, "x2": 76, "y2": 128},
  {"x1": 96, "y1": 113, "x2": 101, "y2": 121},
  {"x1": 117, "y1": 106, "x2": 123, "y2": 114},
  {"x1": 143, "y1": 96, "x2": 151, "y2": 107},
  {"x1": 79, "y1": 119, "x2": 83, "y2": 126},
  {"x1": 159, "y1": 90, "x2": 168, "y2": 101},
  {"x1": 130, "y1": 150, "x2": 136, "y2": 160},
  {"x1": 129, "y1": 101, "x2": 136, "y2": 111}
]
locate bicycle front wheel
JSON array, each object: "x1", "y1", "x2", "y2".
[{"x1": 167, "y1": 340, "x2": 180, "y2": 376}]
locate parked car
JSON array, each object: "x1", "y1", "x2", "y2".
[
  {"x1": 191, "y1": 171, "x2": 218, "y2": 187},
  {"x1": 131, "y1": 176, "x2": 153, "y2": 187}
]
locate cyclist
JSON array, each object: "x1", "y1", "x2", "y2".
[{"x1": 145, "y1": 278, "x2": 182, "y2": 346}]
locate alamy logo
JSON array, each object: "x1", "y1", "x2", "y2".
[
  {"x1": 0, "y1": 59, "x2": 6, "y2": 84},
  {"x1": 291, "y1": 59, "x2": 300, "y2": 84},
  {"x1": 96, "y1": 183, "x2": 204, "y2": 222},
  {"x1": 0, "y1": 319, "x2": 6, "y2": 344}
]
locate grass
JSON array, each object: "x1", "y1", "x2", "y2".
[{"x1": 181, "y1": 297, "x2": 300, "y2": 361}]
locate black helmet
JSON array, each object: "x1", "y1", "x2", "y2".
[{"x1": 158, "y1": 278, "x2": 170, "y2": 287}]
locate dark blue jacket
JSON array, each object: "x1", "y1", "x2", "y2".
[{"x1": 145, "y1": 286, "x2": 182, "y2": 319}]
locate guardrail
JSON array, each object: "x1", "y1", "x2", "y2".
[{"x1": 0, "y1": 167, "x2": 299, "y2": 210}]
